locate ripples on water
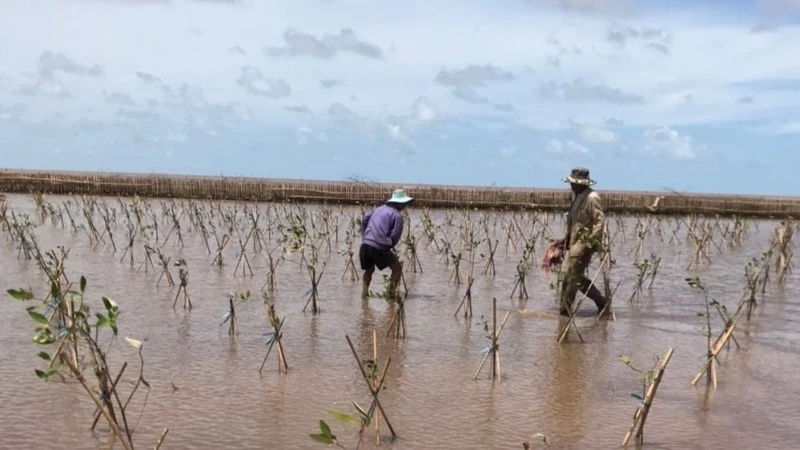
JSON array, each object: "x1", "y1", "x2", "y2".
[{"x1": 1, "y1": 194, "x2": 799, "y2": 450}]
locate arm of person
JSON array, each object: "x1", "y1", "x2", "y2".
[
  {"x1": 588, "y1": 192, "x2": 605, "y2": 249},
  {"x1": 361, "y1": 211, "x2": 372, "y2": 235},
  {"x1": 389, "y1": 213, "x2": 404, "y2": 248}
]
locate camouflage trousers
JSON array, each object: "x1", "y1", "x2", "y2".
[{"x1": 559, "y1": 251, "x2": 607, "y2": 314}]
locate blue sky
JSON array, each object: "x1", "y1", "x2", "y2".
[{"x1": 1, "y1": 0, "x2": 799, "y2": 195}]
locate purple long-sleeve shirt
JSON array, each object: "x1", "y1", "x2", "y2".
[{"x1": 361, "y1": 204, "x2": 404, "y2": 250}]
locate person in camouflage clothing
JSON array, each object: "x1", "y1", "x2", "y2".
[{"x1": 555, "y1": 167, "x2": 608, "y2": 316}]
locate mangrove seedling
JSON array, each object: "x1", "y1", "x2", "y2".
[
  {"x1": 261, "y1": 245, "x2": 284, "y2": 292},
  {"x1": 259, "y1": 301, "x2": 288, "y2": 374},
  {"x1": 474, "y1": 298, "x2": 511, "y2": 381},
  {"x1": 7, "y1": 269, "x2": 163, "y2": 450},
  {"x1": 688, "y1": 279, "x2": 749, "y2": 390},
  {"x1": 510, "y1": 243, "x2": 534, "y2": 300},
  {"x1": 344, "y1": 335, "x2": 397, "y2": 441},
  {"x1": 340, "y1": 227, "x2": 360, "y2": 282},
  {"x1": 233, "y1": 228, "x2": 256, "y2": 278},
  {"x1": 454, "y1": 275, "x2": 475, "y2": 317},
  {"x1": 621, "y1": 347, "x2": 675, "y2": 447},
  {"x1": 744, "y1": 249, "x2": 772, "y2": 321},
  {"x1": 155, "y1": 247, "x2": 175, "y2": 287},
  {"x1": 172, "y1": 259, "x2": 192, "y2": 310},
  {"x1": 403, "y1": 231, "x2": 424, "y2": 274},
  {"x1": 221, "y1": 290, "x2": 252, "y2": 336},
  {"x1": 138, "y1": 244, "x2": 158, "y2": 273},
  {"x1": 772, "y1": 221, "x2": 794, "y2": 284}
]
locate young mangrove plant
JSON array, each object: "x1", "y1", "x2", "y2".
[
  {"x1": 259, "y1": 300, "x2": 288, "y2": 374},
  {"x1": 621, "y1": 347, "x2": 675, "y2": 447},
  {"x1": 342, "y1": 334, "x2": 397, "y2": 442},
  {"x1": 221, "y1": 290, "x2": 252, "y2": 337},
  {"x1": 172, "y1": 259, "x2": 192, "y2": 310},
  {"x1": 402, "y1": 228, "x2": 423, "y2": 274},
  {"x1": 7, "y1": 261, "x2": 164, "y2": 450},
  {"x1": 340, "y1": 226, "x2": 360, "y2": 282},
  {"x1": 474, "y1": 298, "x2": 511, "y2": 381},
  {"x1": 302, "y1": 233, "x2": 327, "y2": 314},
  {"x1": 627, "y1": 255, "x2": 659, "y2": 304},
  {"x1": 310, "y1": 403, "x2": 372, "y2": 449},
  {"x1": 155, "y1": 247, "x2": 175, "y2": 287},
  {"x1": 772, "y1": 221, "x2": 794, "y2": 284},
  {"x1": 233, "y1": 223, "x2": 256, "y2": 277},
  {"x1": 688, "y1": 276, "x2": 749, "y2": 390},
  {"x1": 686, "y1": 276, "x2": 717, "y2": 388},
  {"x1": 687, "y1": 224, "x2": 714, "y2": 271},
  {"x1": 261, "y1": 245, "x2": 284, "y2": 292},
  {"x1": 510, "y1": 243, "x2": 534, "y2": 300},
  {"x1": 744, "y1": 249, "x2": 772, "y2": 321}
]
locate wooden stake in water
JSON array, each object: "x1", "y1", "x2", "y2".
[
  {"x1": 260, "y1": 303, "x2": 288, "y2": 374},
  {"x1": 454, "y1": 275, "x2": 474, "y2": 317},
  {"x1": 623, "y1": 347, "x2": 675, "y2": 447},
  {"x1": 386, "y1": 269, "x2": 408, "y2": 339},
  {"x1": 345, "y1": 335, "x2": 397, "y2": 440},
  {"x1": 474, "y1": 298, "x2": 511, "y2": 380},
  {"x1": 172, "y1": 259, "x2": 192, "y2": 310},
  {"x1": 690, "y1": 297, "x2": 747, "y2": 389}
]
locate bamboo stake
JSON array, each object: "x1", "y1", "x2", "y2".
[
  {"x1": 474, "y1": 298, "x2": 511, "y2": 380},
  {"x1": 344, "y1": 335, "x2": 397, "y2": 439},
  {"x1": 622, "y1": 347, "x2": 675, "y2": 447}
]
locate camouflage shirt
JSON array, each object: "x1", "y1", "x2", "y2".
[{"x1": 565, "y1": 187, "x2": 605, "y2": 257}]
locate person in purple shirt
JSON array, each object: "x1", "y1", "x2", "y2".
[{"x1": 359, "y1": 188, "x2": 414, "y2": 299}]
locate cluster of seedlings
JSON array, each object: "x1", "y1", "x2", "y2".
[{"x1": 1, "y1": 191, "x2": 796, "y2": 448}]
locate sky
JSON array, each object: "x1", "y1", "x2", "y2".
[{"x1": 1, "y1": 0, "x2": 800, "y2": 195}]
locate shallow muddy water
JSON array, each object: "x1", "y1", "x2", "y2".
[{"x1": 1, "y1": 193, "x2": 800, "y2": 450}]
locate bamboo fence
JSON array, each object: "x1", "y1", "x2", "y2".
[{"x1": 0, "y1": 168, "x2": 799, "y2": 218}]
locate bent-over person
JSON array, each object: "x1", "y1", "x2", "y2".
[{"x1": 359, "y1": 189, "x2": 414, "y2": 299}]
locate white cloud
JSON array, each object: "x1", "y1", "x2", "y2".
[
  {"x1": 499, "y1": 144, "x2": 517, "y2": 159},
  {"x1": 760, "y1": 121, "x2": 800, "y2": 134},
  {"x1": 546, "y1": 139, "x2": 589, "y2": 154},
  {"x1": 236, "y1": 66, "x2": 291, "y2": 98},
  {"x1": 412, "y1": 97, "x2": 438, "y2": 122},
  {"x1": 0, "y1": 0, "x2": 798, "y2": 180},
  {"x1": 642, "y1": 126, "x2": 698, "y2": 160},
  {"x1": 573, "y1": 122, "x2": 619, "y2": 143}
]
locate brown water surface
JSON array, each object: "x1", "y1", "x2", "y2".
[{"x1": 1, "y1": 194, "x2": 799, "y2": 450}]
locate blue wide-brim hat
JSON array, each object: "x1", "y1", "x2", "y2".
[{"x1": 387, "y1": 188, "x2": 414, "y2": 204}]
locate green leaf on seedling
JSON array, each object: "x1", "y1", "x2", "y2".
[
  {"x1": 33, "y1": 333, "x2": 54, "y2": 345},
  {"x1": 309, "y1": 419, "x2": 336, "y2": 444},
  {"x1": 28, "y1": 310, "x2": 48, "y2": 325},
  {"x1": 352, "y1": 401, "x2": 371, "y2": 426},
  {"x1": 37, "y1": 352, "x2": 51, "y2": 361},
  {"x1": 8, "y1": 288, "x2": 34, "y2": 301},
  {"x1": 309, "y1": 433, "x2": 335, "y2": 444},
  {"x1": 80, "y1": 276, "x2": 86, "y2": 293},
  {"x1": 319, "y1": 420, "x2": 332, "y2": 437},
  {"x1": 328, "y1": 410, "x2": 359, "y2": 426},
  {"x1": 96, "y1": 314, "x2": 109, "y2": 328},
  {"x1": 102, "y1": 296, "x2": 118, "y2": 311},
  {"x1": 35, "y1": 369, "x2": 56, "y2": 381},
  {"x1": 620, "y1": 356, "x2": 633, "y2": 366}
]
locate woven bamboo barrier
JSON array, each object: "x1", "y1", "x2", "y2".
[{"x1": 0, "y1": 168, "x2": 798, "y2": 218}]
